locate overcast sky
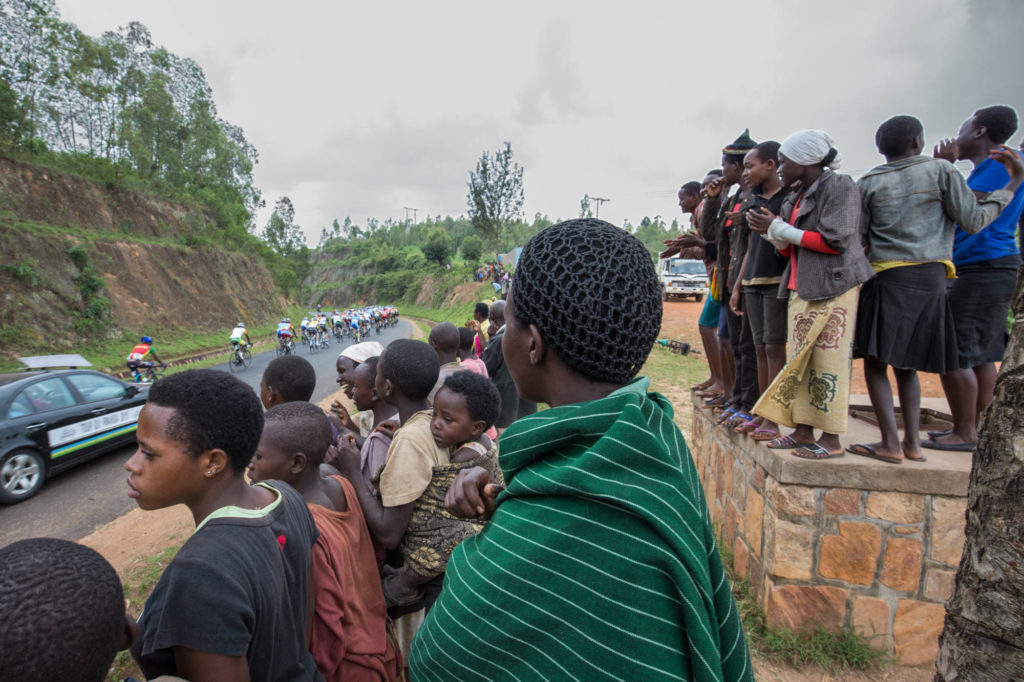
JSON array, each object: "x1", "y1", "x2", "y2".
[{"x1": 57, "y1": 0, "x2": 1024, "y2": 244}]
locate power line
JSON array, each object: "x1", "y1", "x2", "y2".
[{"x1": 591, "y1": 196, "x2": 610, "y2": 217}]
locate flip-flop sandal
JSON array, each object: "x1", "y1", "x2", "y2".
[
  {"x1": 725, "y1": 412, "x2": 754, "y2": 428},
  {"x1": 766, "y1": 435, "x2": 812, "y2": 450},
  {"x1": 715, "y1": 407, "x2": 739, "y2": 424},
  {"x1": 846, "y1": 443, "x2": 902, "y2": 464},
  {"x1": 751, "y1": 427, "x2": 780, "y2": 442},
  {"x1": 926, "y1": 428, "x2": 952, "y2": 439},
  {"x1": 921, "y1": 437, "x2": 976, "y2": 452},
  {"x1": 695, "y1": 389, "x2": 722, "y2": 398},
  {"x1": 381, "y1": 566, "x2": 425, "y2": 619},
  {"x1": 793, "y1": 443, "x2": 845, "y2": 460},
  {"x1": 704, "y1": 396, "x2": 728, "y2": 408},
  {"x1": 905, "y1": 453, "x2": 928, "y2": 463},
  {"x1": 734, "y1": 419, "x2": 760, "y2": 434},
  {"x1": 691, "y1": 381, "x2": 714, "y2": 391}
]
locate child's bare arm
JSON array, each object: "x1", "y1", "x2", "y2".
[{"x1": 451, "y1": 433, "x2": 492, "y2": 463}]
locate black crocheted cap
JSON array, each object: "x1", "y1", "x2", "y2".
[
  {"x1": 723, "y1": 128, "x2": 757, "y2": 159},
  {"x1": 511, "y1": 218, "x2": 662, "y2": 385}
]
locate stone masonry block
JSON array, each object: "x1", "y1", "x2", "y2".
[
  {"x1": 851, "y1": 596, "x2": 891, "y2": 651},
  {"x1": 733, "y1": 537, "x2": 749, "y2": 581},
  {"x1": 880, "y1": 537, "x2": 924, "y2": 592},
  {"x1": 924, "y1": 567, "x2": 956, "y2": 602},
  {"x1": 744, "y1": 489, "x2": 764, "y2": 557},
  {"x1": 824, "y1": 488, "x2": 860, "y2": 516},
  {"x1": 866, "y1": 491, "x2": 925, "y2": 524},
  {"x1": 893, "y1": 600, "x2": 945, "y2": 667},
  {"x1": 766, "y1": 584, "x2": 847, "y2": 632},
  {"x1": 818, "y1": 521, "x2": 881, "y2": 585},
  {"x1": 766, "y1": 477, "x2": 816, "y2": 517},
  {"x1": 767, "y1": 514, "x2": 814, "y2": 580},
  {"x1": 930, "y1": 496, "x2": 967, "y2": 566}
]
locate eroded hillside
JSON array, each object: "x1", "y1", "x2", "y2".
[{"x1": 0, "y1": 157, "x2": 285, "y2": 358}]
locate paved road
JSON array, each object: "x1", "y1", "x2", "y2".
[{"x1": 0, "y1": 320, "x2": 413, "y2": 548}]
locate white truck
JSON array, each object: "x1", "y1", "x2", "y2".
[{"x1": 657, "y1": 257, "x2": 708, "y2": 302}]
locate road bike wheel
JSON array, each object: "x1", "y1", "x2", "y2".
[
  {"x1": 242, "y1": 349, "x2": 253, "y2": 368},
  {"x1": 276, "y1": 343, "x2": 286, "y2": 358},
  {"x1": 309, "y1": 338, "x2": 320, "y2": 354},
  {"x1": 229, "y1": 349, "x2": 242, "y2": 373}
]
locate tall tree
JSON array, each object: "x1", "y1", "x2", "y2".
[
  {"x1": 467, "y1": 141, "x2": 524, "y2": 249},
  {"x1": 261, "y1": 197, "x2": 305, "y2": 256},
  {"x1": 935, "y1": 273, "x2": 1024, "y2": 679},
  {"x1": 422, "y1": 227, "x2": 452, "y2": 266}
]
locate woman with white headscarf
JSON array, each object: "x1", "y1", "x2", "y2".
[{"x1": 746, "y1": 130, "x2": 875, "y2": 459}]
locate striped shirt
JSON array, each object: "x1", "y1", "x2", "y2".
[{"x1": 409, "y1": 377, "x2": 752, "y2": 681}]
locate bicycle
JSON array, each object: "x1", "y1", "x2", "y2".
[
  {"x1": 309, "y1": 332, "x2": 322, "y2": 354},
  {"x1": 228, "y1": 343, "x2": 253, "y2": 372},
  {"x1": 132, "y1": 363, "x2": 167, "y2": 383},
  {"x1": 276, "y1": 336, "x2": 296, "y2": 357}
]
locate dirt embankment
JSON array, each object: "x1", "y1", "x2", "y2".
[
  {"x1": 0, "y1": 157, "x2": 286, "y2": 357},
  {"x1": 0, "y1": 157, "x2": 202, "y2": 237}
]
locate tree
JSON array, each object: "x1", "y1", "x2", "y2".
[
  {"x1": 467, "y1": 141, "x2": 524, "y2": 249},
  {"x1": 579, "y1": 194, "x2": 593, "y2": 218},
  {"x1": 460, "y1": 234, "x2": 483, "y2": 263},
  {"x1": 261, "y1": 197, "x2": 305, "y2": 257},
  {"x1": 935, "y1": 273, "x2": 1024, "y2": 679},
  {"x1": 422, "y1": 227, "x2": 452, "y2": 266}
]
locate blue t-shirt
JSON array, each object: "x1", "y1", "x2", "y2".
[{"x1": 952, "y1": 151, "x2": 1024, "y2": 265}]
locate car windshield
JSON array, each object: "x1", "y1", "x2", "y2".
[{"x1": 669, "y1": 260, "x2": 705, "y2": 275}]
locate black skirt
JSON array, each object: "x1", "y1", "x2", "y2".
[{"x1": 854, "y1": 262, "x2": 958, "y2": 373}]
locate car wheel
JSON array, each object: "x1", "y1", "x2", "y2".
[
  {"x1": 694, "y1": 294, "x2": 704, "y2": 302},
  {"x1": 0, "y1": 449, "x2": 46, "y2": 504}
]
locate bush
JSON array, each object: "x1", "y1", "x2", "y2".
[
  {"x1": 0, "y1": 257, "x2": 39, "y2": 287},
  {"x1": 460, "y1": 234, "x2": 483, "y2": 263},
  {"x1": 423, "y1": 227, "x2": 452, "y2": 266}
]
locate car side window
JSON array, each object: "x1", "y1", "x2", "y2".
[
  {"x1": 7, "y1": 393, "x2": 36, "y2": 419},
  {"x1": 21, "y1": 378, "x2": 77, "y2": 413},
  {"x1": 66, "y1": 373, "x2": 127, "y2": 403}
]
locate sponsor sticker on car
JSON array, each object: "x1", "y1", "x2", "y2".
[{"x1": 47, "y1": 405, "x2": 143, "y2": 458}]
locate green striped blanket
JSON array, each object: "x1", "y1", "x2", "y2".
[{"x1": 409, "y1": 377, "x2": 752, "y2": 681}]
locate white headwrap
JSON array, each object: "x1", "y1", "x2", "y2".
[
  {"x1": 339, "y1": 341, "x2": 384, "y2": 364},
  {"x1": 779, "y1": 129, "x2": 842, "y2": 169}
]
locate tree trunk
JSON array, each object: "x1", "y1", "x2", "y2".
[{"x1": 935, "y1": 267, "x2": 1024, "y2": 680}]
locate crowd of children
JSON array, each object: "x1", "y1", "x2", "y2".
[{"x1": 666, "y1": 104, "x2": 1024, "y2": 463}]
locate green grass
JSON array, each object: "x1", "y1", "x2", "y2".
[{"x1": 717, "y1": 533, "x2": 890, "y2": 673}]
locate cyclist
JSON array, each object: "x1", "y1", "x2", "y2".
[
  {"x1": 316, "y1": 313, "x2": 329, "y2": 344},
  {"x1": 277, "y1": 318, "x2": 295, "y2": 346},
  {"x1": 126, "y1": 336, "x2": 165, "y2": 380},
  {"x1": 331, "y1": 310, "x2": 343, "y2": 335},
  {"x1": 229, "y1": 323, "x2": 252, "y2": 365}
]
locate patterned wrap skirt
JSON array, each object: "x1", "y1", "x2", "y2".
[{"x1": 753, "y1": 286, "x2": 860, "y2": 433}]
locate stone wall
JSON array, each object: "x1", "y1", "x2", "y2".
[{"x1": 690, "y1": 400, "x2": 969, "y2": 667}]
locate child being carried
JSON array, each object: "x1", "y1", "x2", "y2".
[{"x1": 381, "y1": 370, "x2": 503, "y2": 611}]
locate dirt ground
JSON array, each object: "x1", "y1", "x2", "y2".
[{"x1": 660, "y1": 300, "x2": 946, "y2": 399}]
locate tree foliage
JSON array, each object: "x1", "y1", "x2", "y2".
[
  {"x1": 422, "y1": 227, "x2": 452, "y2": 266},
  {"x1": 460, "y1": 234, "x2": 483, "y2": 263},
  {"x1": 467, "y1": 141, "x2": 524, "y2": 249},
  {"x1": 0, "y1": 0, "x2": 260, "y2": 238}
]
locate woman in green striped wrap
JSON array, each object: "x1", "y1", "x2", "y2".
[{"x1": 409, "y1": 218, "x2": 752, "y2": 681}]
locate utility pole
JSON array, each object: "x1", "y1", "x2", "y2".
[
  {"x1": 591, "y1": 197, "x2": 610, "y2": 218},
  {"x1": 403, "y1": 206, "x2": 422, "y2": 224}
]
